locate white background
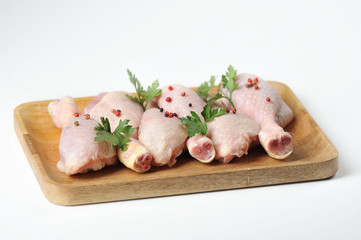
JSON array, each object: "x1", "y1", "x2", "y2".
[{"x1": 1, "y1": 0, "x2": 360, "y2": 239}]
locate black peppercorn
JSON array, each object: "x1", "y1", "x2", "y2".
[{"x1": 189, "y1": 103, "x2": 192, "y2": 107}]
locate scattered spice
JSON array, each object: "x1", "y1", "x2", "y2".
[
  {"x1": 74, "y1": 112, "x2": 79, "y2": 117},
  {"x1": 168, "y1": 86, "x2": 173, "y2": 91},
  {"x1": 166, "y1": 97, "x2": 172, "y2": 102},
  {"x1": 181, "y1": 92, "x2": 186, "y2": 96},
  {"x1": 85, "y1": 114, "x2": 90, "y2": 119},
  {"x1": 74, "y1": 121, "x2": 79, "y2": 126},
  {"x1": 266, "y1": 97, "x2": 271, "y2": 102}
]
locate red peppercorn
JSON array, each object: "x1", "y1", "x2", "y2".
[
  {"x1": 232, "y1": 107, "x2": 236, "y2": 114},
  {"x1": 168, "y1": 86, "x2": 173, "y2": 90},
  {"x1": 85, "y1": 114, "x2": 90, "y2": 119},
  {"x1": 245, "y1": 83, "x2": 250, "y2": 88},
  {"x1": 266, "y1": 97, "x2": 271, "y2": 102},
  {"x1": 74, "y1": 112, "x2": 79, "y2": 117},
  {"x1": 111, "y1": 109, "x2": 116, "y2": 114},
  {"x1": 115, "y1": 111, "x2": 121, "y2": 117},
  {"x1": 165, "y1": 111, "x2": 169, "y2": 114},
  {"x1": 180, "y1": 92, "x2": 186, "y2": 96},
  {"x1": 248, "y1": 78, "x2": 252, "y2": 83},
  {"x1": 254, "y1": 85, "x2": 259, "y2": 90},
  {"x1": 225, "y1": 108, "x2": 230, "y2": 113},
  {"x1": 166, "y1": 97, "x2": 172, "y2": 102},
  {"x1": 168, "y1": 112, "x2": 174, "y2": 118},
  {"x1": 254, "y1": 77, "x2": 258, "y2": 83}
]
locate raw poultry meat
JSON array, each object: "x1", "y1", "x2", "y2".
[
  {"x1": 226, "y1": 73, "x2": 294, "y2": 159},
  {"x1": 57, "y1": 116, "x2": 117, "y2": 175},
  {"x1": 138, "y1": 108, "x2": 188, "y2": 167},
  {"x1": 48, "y1": 96, "x2": 78, "y2": 129},
  {"x1": 83, "y1": 91, "x2": 153, "y2": 172},
  {"x1": 157, "y1": 84, "x2": 215, "y2": 163},
  {"x1": 206, "y1": 111, "x2": 260, "y2": 163},
  {"x1": 83, "y1": 91, "x2": 143, "y2": 139}
]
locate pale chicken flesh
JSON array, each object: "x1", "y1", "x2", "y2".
[
  {"x1": 58, "y1": 116, "x2": 117, "y2": 175},
  {"x1": 206, "y1": 112, "x2": 260, "y2": 163},
  {"x1": 83, "y1": 91, "x2": 143, "y2": 139},
  {"x1": 138, "y1": 108, "x2": 188, "y2": 167},
  {"x1": 157, "y1": 84, "x2": 215, "y2": 163},
  {"x1": 82, "y1": 91, "x2": 153, "y2": 172},
  {"x1": 227, "y1": 73, "x2": 294, "y2": 159},
  {"x1": 48, "y1": 96, "x2": 78, "y2": 129}
]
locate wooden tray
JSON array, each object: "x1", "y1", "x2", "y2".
[{"x1": 14, "y1": 82, "x2": 338, "y2": 206}]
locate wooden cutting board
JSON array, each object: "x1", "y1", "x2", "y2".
[{"x1": 14, "y1": 82, "x2": 338, "y2": 206}]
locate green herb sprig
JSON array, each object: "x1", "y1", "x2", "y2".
[
  {"x1": 180, "y1": 104, "x2": 226, "y2": 137},
  {"x1": 197, "y1": 65, "x2": 239, "y2": 108},
  {"x1": 94, "y1": 117, "x2": 135, "y2": 151},
  {"x1": 126, "y1": 69, "x2": 162, "y2": 111}
]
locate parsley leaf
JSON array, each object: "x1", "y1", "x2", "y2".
[
  {"x1": 180, "y1": 112, "x2": 208, "y2": 138},
  {"x1": 94, "y1": 117, "x2": 135, "y2": 151},
  {"x1": 201, "y1": 104, "x2": 226, "y2": 122},
  {"x1": 180, "y1": 104, "x2": 226, "y2": 137},
  {"x1": 196, "y1": 65, "x2": 239, "y2": 107},
  {"x1": 126, "y1": 69, "x2": 162, "y2": 111},
  {"x1": 197, "y1": 75, "x2": 216, "y2": 101}
]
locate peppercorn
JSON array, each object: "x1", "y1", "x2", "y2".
[
  {"x1": 174, "y1": 113, "x2": 178, "y2": 118},
  {"x1": 115, "y1": 111, "x2": 121, "y2": 117},
  {"x1": 111, "y1": 109, "x2": 116, "y2": 114},
  {"x1": 159, "y1": 108, "x2": 164, "y2": 112},
  {"x1": 74, "y1": 121, "x2": 79, "y2": 126},
  {"x1": 226, "y1": 108, "x2": 230, "y2": 113},
  {"x1": 254, "y1": 77, "x2": 258, "y2": 82},
  {"x1": 168, "y1": 86, "x2": 173, "y2": 90},
  {"x1": 189, "y1": 103, "x2": 192, "y2": 107},
  {"x1": 168, "y1": 112, "x2": 174, "y2": 118},
  {"x1": 232, "y1": 107, "x2": 237, "y2": 114},
  {"x1": 266, "y1": 97, "x2": 271, "y2": 102},
  {"x1": 166, "y1": 97, "x2": 172, "y2": 102},
  {"x1": 165, "y1": 113, "x2": 169, "y2": 117},
  {"x1": 74, "y1": 112, "x2": 79, "y2": 117},
  {"x1": 85, "y1": 114, "x2": 90, "y2": 119},
  {"x1": 248, "y1": 78, "x2": 252, "y2": 83},
  {"x1": 181, "y1": 92, "x2": 186, "y2": 96},
  {"x1": 254, "y1": 85, "x2": 259, "y2": 90}
]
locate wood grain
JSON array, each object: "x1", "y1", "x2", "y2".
[{"x1": 14, "y1": 82, "x2": 338, "y2": 205}]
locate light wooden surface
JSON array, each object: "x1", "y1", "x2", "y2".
[{"x1": 13, "y1": 82, "x2": 338, "y2": 206}]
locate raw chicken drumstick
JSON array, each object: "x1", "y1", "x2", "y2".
[
  {"x1": 157, "y1": 84, "x2": 216, "y2": 163},
  {"x1": 226, "y1": 73, "x2": 294, "y2": 159},
  {"x1": 138, "y1": 108, "x2": 188, "y2": 167},
  {"x1": 57, "y1": 116, "x2": 117, "y2": 175},
  {"x1": 83, "y1": 91, "x2": 153, "y2": 172},
  {"x1": 206, "y1": 109, "x2": 260, "y2": 163},
  {"x1": 48, "y1": 96, "x2": 78, "y2": 129}
]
